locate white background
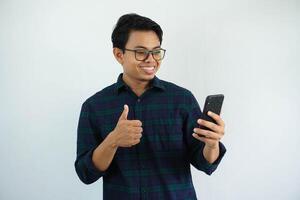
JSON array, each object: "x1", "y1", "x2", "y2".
[{"x1": 1, "y1": 0, "x2": 299, "y2": 199}]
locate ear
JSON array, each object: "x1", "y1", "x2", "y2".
[{"x1": 113, "y1": 48, "x2": 124, "y2": 65}]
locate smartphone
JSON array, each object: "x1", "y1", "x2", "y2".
[{"x1": 199, "y1": 94, "x2": 224, "y2": 131}]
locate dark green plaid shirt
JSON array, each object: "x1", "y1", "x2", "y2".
[{"x1": 75, "y1": 73, "x2": 226, "y2": 199}]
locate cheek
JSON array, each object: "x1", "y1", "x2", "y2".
[
  {"x1": 123, "y1": 59, "x2": 141, "y2": 72},
  {"x1": 156, "y1": 61, "x2": 161, "y2": 69}
]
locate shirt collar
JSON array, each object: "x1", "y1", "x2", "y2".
[{"x1": 115, "y1": 73, "x2": 166, "y2": 95}]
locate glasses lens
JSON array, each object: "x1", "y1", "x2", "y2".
[
  {"x1": 152, "y1": 49, "x2": 165, "y2": 61},
  {"x1": 135, "y1": 50, "x2": 148, "y2": 61},
  {"x1": 134, "y1": 49, "x2": 165, "y2": 61}
]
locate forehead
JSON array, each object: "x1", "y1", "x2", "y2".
[{"x1": 126, "y1": 30, "x2": 160, "y2": 49}]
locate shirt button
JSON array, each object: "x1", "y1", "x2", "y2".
[{"x1": 137, "y1": 98, "x2": 141, "y2": 102}]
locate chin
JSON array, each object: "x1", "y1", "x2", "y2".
[{"x1": 141, "y1": 73, "x2": 156, "y2": 79}]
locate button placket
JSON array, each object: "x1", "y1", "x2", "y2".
[{"x1": 135, "y1": 97, "x2": 145, "y2": 198}]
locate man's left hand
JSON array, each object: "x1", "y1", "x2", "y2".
[{"x1": 192, "y1": 111, "x2": 225, "y2": 149}]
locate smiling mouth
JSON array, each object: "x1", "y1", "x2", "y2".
[{"x1": 140, "y1": 66, "x2": 155, "y2": 74}]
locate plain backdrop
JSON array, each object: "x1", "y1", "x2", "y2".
[{"x1": 1, "y1": 0, "x2": 299, "y2": 199}]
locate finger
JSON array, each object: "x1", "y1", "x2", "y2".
[
  {"x1": 192, "y1": 133, "x2": 216, "y2": 143},
  {"x1": 192, "y1": 133, "x2": 208, "y2": 142},
  {"x1": 207, "y1": 111, "x2": 225, "y2": 127},
  {"x1": 134, "y1": 133, "x2": 142, "y2": 139},
  {"x1": 193, "y1": 128, "x2": 222, "y2": 140},
  {"x1": 132, "y1": 127, "x2": 143, "y2": 133},
  {"x1": 128, "y1": 120, "x2": 143, "y2": 127},
  {"x1": 197, "y1": 119, "x2": 222, "y2": 133},
  {"x1": 119, "y1": 104, "x2": 129, "y2": 121},
  {"x1": 124, "y1": 144, "x2": 133, "y2": 147},
  {"x1": 131, "y1": 138, "x2": 141, "y2": 145},
  {"x1": 129, "y1": 127, "x2": 143, "y2": 134}
]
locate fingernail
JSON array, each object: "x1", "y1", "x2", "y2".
[
  {"x1": 208, "y1": 111, "x2": 212, "y2": 115},
  {"x1": 198, "y1": 119, "x2": 202, "y2": 123}
]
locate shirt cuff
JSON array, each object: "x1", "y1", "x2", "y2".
[
  {"x1": 196, "y1": 141, "x2": 226, "y2": 175},
  {"x1": 84, "y1": 147, "x2": 107, "y2": 176}
]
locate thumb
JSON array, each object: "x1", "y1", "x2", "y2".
[{"x1": 119, "y1": 104, "x2": 129, "y2": 121}]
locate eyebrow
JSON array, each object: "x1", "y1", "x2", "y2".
[{"x1": 134, "y1": 45, "x2": 161, "y2": 50}]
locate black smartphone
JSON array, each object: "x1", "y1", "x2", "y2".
[{"x1": 199, "y1": 94, "x2": 224, "y2": 130}]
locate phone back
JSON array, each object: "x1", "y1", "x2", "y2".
[{"x1": 200, "y1": 94, "x2": 224, "y2": 129}]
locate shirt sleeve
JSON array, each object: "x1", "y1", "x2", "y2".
[
  {"x1": 74, "y1": 100, "x2": 106, "y2": 184},
  {"x1": 183, "y1": 91, "x2": 226, "y2": 175}
]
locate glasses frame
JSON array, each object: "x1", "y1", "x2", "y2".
[{"x1": 123, "y1": 48, "x2": 166, "y2": 61}]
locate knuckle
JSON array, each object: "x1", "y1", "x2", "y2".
[
  {"x1": 133, "y1": 120, "x2": 142, "y2": 126},
  {"x1": 216, "y1": 126, "x2": 222, "y2": 133},
  {"x1": 211, "y1": 124, "x2": 216, "y2": 130},
  {"x1": 220, "y1": 128, "x2": 225, "y2": 135},
  {"x1": 138, "y1": 120, "x2": 142, "y2": 126},
  {"x1": 131, "y1": 128, "x2": 136, "y2": 133},
  {"x1": 136, "y1": 127, "x2": 142, "y2": 133},
  {"x1": 206, "y1": 131, "x2": 211, "y2": 136}
]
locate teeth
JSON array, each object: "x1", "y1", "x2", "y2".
[
  {"x1": 140, "y1": 66, "x2": 154, "y2": 69},
  {"x1": 140, "y1": 66, "x2": 155, "y2": 74}
]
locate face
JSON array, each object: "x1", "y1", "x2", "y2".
[{"x1": 113, "y1": 30, "x2": 162, "y2": 84}]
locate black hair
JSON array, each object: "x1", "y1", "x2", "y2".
[{"x1": 111, "y1": 13, "x2": 163, "y2": 51}]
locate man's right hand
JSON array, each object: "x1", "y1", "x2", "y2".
[{"x1": 111, "y1": 104, "x2": 143, "y2": 148}]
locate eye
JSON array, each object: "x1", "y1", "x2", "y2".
[
  {"x1": 136, "y1": 50, "x2": 147, "y2": 55},
  {"x1": 153, "y1": 50, "x2": 162, "y2": 55}
]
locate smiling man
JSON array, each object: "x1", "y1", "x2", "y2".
[{"x1": 75, "y1": 13, "x2": 226, "y2": 200}]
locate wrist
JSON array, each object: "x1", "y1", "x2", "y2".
[
  {"x1": 205, "y1": 142, "x2": 219, "y2": 149},
  {"x1": 107, "y1": 130, "x2": 119, "y2": 149}
]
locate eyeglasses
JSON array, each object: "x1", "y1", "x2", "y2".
[{"x1": 124, "y1": 48, "x2": 166, "y2": 61}]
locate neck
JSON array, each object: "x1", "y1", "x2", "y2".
[{"x1": 122, "y1": 73, "x2": 151, "y2": 96}]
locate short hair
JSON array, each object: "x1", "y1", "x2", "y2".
[{"x1": 111, "y1": 13, "x2": 163, "y2": 51}]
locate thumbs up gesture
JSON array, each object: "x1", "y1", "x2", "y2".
[{"x1": 112, "y1": 104, "x2": 143, "y2": 147}]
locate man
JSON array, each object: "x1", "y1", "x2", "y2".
[{"x1": 75, "y1": 13, "x2": 226, "y2": 199}]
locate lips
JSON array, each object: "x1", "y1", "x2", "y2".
[{"x1": 140, "y1": 66, "x2": 155, "y2": 74}]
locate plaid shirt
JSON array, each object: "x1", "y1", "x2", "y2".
[{"x1": 75, "y1": 73, "x2": 226, "y2": 199}]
